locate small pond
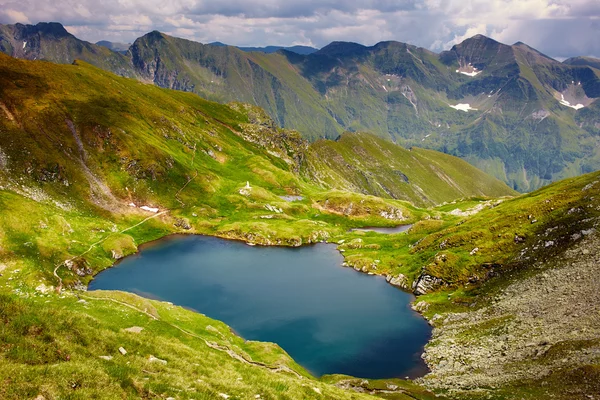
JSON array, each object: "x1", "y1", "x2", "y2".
[{"x1": 89, "y1": 235, "x2": 431, "y2": 378}]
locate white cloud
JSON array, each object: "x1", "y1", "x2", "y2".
[{"x1": 1, "y1": 9, "x2": 31, "y2": 24}]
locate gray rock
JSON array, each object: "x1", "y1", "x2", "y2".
[
  {"x1": 386, "y1": 273, "x2": 408, "y2": 289},
  {"x1": 123, "y1": 326, "x2": 144, "y2": 333},
  {"x1": 412, "y1": 273, "x2": 444, "y2": 295},
  {"x1": 148, "y1": 355, "x2": 167, "y2": 364}
]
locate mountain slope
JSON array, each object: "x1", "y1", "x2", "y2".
[
  {"x1": 1, "y1": 22, "x2": 599, "y2": 192},
  {"x1": 0, "y1": 53, "x2": 598, "y2": 399},
  {"x1": 128, "y1": 31, "x2": 342, "y2": 140},
  {"x1": 304, "y1": 132, "x2": 515, "y2": 207},
  {"x1": 0, "y1": 22, "x2": 134, "y2": 76},
  {"x1": 564, "y1": 55, "x2": 600, "y2": 70}
]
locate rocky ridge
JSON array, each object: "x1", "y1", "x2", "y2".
[{"x1": 419, "y1": 230, "x2": 600, "y2": 397}]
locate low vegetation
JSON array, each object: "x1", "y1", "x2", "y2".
[{"x1": 0, "y1": 52, "x2": 598, "y2": 399}]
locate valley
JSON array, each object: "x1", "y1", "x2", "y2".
[{"x1": 0, "y1": 38, "x2": 598, "y2": 400}]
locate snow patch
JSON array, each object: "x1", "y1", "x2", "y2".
[
  {"x1": 382, "y1": 85, "x2": 388, "y2": 92},
  {"x1": 559, "y1": 94, "x2": 585, "y2": 110},
  {"x1": 456, "y1": 69, "x2": 481, "y2": 77},
  {"x1": 455, "y1": 63, "x2": 481, "y2": 77},
  {"x1": 140, "y1": 206, "x2": 159, "y2": 213},
  {"x1": 128, "y1": 203, "x2": 136, "y2": 207},
  {"x1": 22, "y1": 41, "x2": 26, "y2": 49},
  {"x1": 449, "y1": 103, "x2": 477, "y2": 112}
]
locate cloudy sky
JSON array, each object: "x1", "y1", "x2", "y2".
[{"x1": 0, "y1": 0, "x2": 599, "y2": 59}]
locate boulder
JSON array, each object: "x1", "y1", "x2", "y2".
[
  {"x1": 148, "y1": 355, "x2": 167, "y2": 364},
  {"x1": 386, "y1": 273, "x2": 408, "y2": 290},
  {"x1": 412, "y1": 273, "x2": 444, "y2": 295}
]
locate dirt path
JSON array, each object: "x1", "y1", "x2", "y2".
[
  {"x1": 54, "y1": 211, "x2": 168, "y2": 292},
  {"x1": 81, "y1": 293, "x2": 303, "y2": 379}
]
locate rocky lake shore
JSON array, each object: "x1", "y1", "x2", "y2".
[{"x1": 417, "y1": 231, "x2": 600, "y2": 398}]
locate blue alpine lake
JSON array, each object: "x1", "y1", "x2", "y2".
[{"x1": 89, "y1": 235, "x2": 431, "y2": 379}]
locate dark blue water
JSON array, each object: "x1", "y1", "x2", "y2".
[{"x1": 89, "y1": 235, "x2": 431, "y2": 378}]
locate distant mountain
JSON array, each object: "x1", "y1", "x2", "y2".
[
  {"x1": 1, "y1": 22, "x2": 600, "y2": 192},
  {"x1": 208, "y1": 41, "x2": 318, "y2": 55},
  {"x1": 96, "y1": 40, "x2": 131, "y2": 54},
  {"x1": 0, "y1": 51, "x2": 511, "y2": 216},
  {"x1": 564, "y1": 56, "x2": 600, "y2": 70},
  {"x1": 0, "y1": 22, "x2": 134, "y2": 77}
]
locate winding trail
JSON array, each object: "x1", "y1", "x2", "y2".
[
  {"x1": 81, "y1": 293, "x2": 303, "y2": 379},
  {"x1": 175, "y1": 171, "x2": 198, "y2": 207},
  {"x1": 53, "y1": 211, "x2": 168, "y2": 292}
]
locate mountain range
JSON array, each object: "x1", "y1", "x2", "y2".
[
  {"x1": 95, "y1": 40, "x2": 130, "y2": 54},
  {"x1": 1, "y1": 22, "x2": 599, "y2": 193},
  {"x1": 1, "y1": 23, "x2": 600, "y2": 400},
  {"x1": 207, "y1": 41, "x2": 318, "y2": 55}
]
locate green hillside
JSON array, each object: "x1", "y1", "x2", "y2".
[
  {"x1": 0, "y1": 52, "x2": 597, "y2": 399},
  {"x1": 2, "y1": 23, "x2": 600, "y2": 192},
  {"x1": 0, "y1": 52, "x2": 525, "y2": 399},
  {"x1": 305, "y1": 132, "x2": 515, "y2": 207}
]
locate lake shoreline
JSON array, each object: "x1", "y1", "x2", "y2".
[{"x1": 89, "y1": 232, "x2": 433, "y2": 380}]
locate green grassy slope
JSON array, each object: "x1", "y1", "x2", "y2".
[
  {"x1": 0, "y1": 52, "x2": 599, "y2": 399},
  {"x1": 0, "y1": 52, "x2": 514, "y2": 399},
  {"x1": 335, "y1": 169, "x2": 600, "y2": 293},
  {"x1": 2, "y1": 23, "x2": 600, "y2": 192},
  {"x1": 304, "y1": 132, "x2": 515, "y2": 207},
  {"x1": 128, "y1": 31, "x2": 343, "y2": 141}
]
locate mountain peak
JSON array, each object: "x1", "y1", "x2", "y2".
[
  {"x1": 134, "y1": 30, "x2": 167, "y2": 45},
  {"x1": 316, "y1": 41, "x2": 368, "y2": 57},
  {"x1": 16, "y1": 22, "x2": 71, "y2": 38},
  {"x1": 511, "y1": 41, "x2": 556, "y2": 63},
  {"x1": 456, "y1": 34, "x2": 501, "y2": 48},
  {"x1": 470, "y1": 34, "x2": 491, "y2": 40}
]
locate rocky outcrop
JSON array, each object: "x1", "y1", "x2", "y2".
[
  {"x1": 412, "y1": 273, "x2": 444, "y2": 295},
  {"x1": 111, "y1": 249, "x2": 123, "y2": 260},
  {"x1": 386, "y1": 273, "x2": 409, "y2": 290},
  {"x1": 65, "y1": 258, "x2": 92, "y2": 277},
  {"x1": 174, "y1": 218, "x2": 191, "y2": 230},
  {"x1": 229, "y1": 103, "x2": 309, "y2": 173},
  {"x1": 217, "y1": 229, "x2": 329, "y2": 247},
  {"x1": 419, "y1": 232, "x2": 600, "y2": 397}
]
